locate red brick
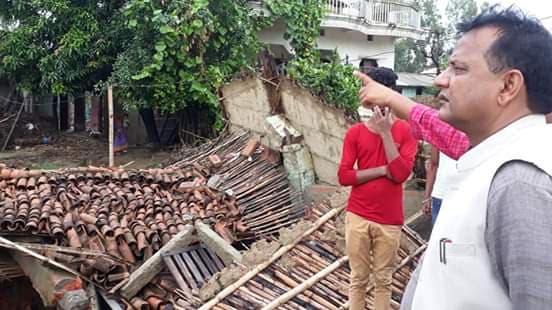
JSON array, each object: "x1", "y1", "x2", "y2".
[
  {"x1": 208, "y1": 154, "x2": 223, "y2": 168},
  {"x1": 241, "y1": 138, "x2": 260, "y2": 157}
]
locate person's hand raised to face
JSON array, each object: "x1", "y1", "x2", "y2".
[{"x1": 365, "y1": 106, "x2": 393, "y2": 135}]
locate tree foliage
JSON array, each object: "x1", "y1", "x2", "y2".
[
  {"x1": 112, "y1": 0, "x2": 265, "y2": 114},
  {"x1": 265, "y1": 0, "x2": 361, "y2": 114},
  {"x1": 265, "y1": 0, "x2": 325, "y2": 61},
  {"x1": 0, "y1": 0, "x2": 264, "y2": 114},
  {"x1": 395, "y1": 38, "x2": 426, "y2": 73},
  {"x1": 0, "y1": 0, "x2": 362, "y2": 119},
  {"x1": 0, "y1": 0, "x2": 126, "y2": 94},
  {"x1": 395, "y1": 0, "x2": 480, "y2": 74}
]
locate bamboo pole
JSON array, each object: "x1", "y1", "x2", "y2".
[
  {"x1": 198, "y1": 206, "x2": 345, "y2": 310},
  {"x1": 107, "y1": 83, "x2": 114, "y2": 167},
  {"x1": 13, "y1": 242, "x2": 126, "y2": 263},
  {"x1": 57, "y1": 95, "x2": 61, "y2": 131},
  {"x1": 262, "y1": 256, "x2": 349, "y2": 309},
  {"x1": 2, "y1": 99, "x2": 24, "y2": 152}
]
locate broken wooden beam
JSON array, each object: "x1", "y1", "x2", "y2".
[
  {"x1": 120, "y1": 224, "x2": 195, "y2": 299},
  {"x1": 195, "y1": 220, "x2": 242, "y2": 265}
]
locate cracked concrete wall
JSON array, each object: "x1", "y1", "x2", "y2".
[
  {"x1": 221, "y1": 76, "x2": 353, "y2": 185},
  {"x1": 279, "y1": 80, "x2": 353, "y2": 185},
  {"x1": 220, "y1": 77, "x2": 277, "y2": 147}
]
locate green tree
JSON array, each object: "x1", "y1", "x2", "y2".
[
  {"x1": 0, "y1": 0, "x2": 126, "y2": 94},
  {"x1": 394, "y1": 0, "x2": 479, "y2": 74},
  {"x1": 0, "y1": 0, "x2": 263, "y2": 111},
  {"x1": 265, "y1": 0, "x2": 325, "y2": 61},
  {"x1": 394, "y1": 38, "x2": 426, "y2": 73},
  {"x1": 0, "y1": 0, "x2": 265, "y2": 141},
  {"x1": 112, "y1": 0, "x2": 265, "y2": 115},
  {"x1": 446, "y1": 0, "x2": 479, "y2": 35}
]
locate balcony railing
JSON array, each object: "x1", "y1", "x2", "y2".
[{"x1": 325, "y1": 0, "x2": 421, "y2": 29}]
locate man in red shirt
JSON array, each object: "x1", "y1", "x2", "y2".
[{"x1": 338, "y1": 67, "x2": 417, "y2": 310}]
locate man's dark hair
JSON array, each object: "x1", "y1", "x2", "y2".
[
  {"x1": 366, "y1": 67, "x2": 398, "y2": 89},
  {"x1": 457, "y1": 5, "x2": 552, "y2": 114}
]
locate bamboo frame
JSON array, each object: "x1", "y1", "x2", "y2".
[
  {"x1": 198, "y1": 205, "x2": 345, "y2": 310},
  {"x1": 262, "y1": 256, "x2": 349, "y2": 309}
]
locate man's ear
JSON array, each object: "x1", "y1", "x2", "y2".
[{"x1": 497, "y1": 69, "x2": 524, "y2": 107}]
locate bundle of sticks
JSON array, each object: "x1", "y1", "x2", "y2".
[{"x1": 170, "y1": 131, "x2": 305, "y2": 240}]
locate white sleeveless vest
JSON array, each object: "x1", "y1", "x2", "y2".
[{"x1": 412, "y1": 115, "x2": 552, "y2": 310}]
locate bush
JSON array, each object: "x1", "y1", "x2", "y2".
[{"x1": 288, "y1": 57, "x2": 361, "y2": 116}]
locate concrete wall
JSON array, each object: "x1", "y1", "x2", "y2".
[
  {"x1": 220, "y1": 76, "x2": 280, "y2": 148},
  {"x1": 221, "y1": 76, "x2": 353, "y2": 185},
  {"x1": 279, "y1": 80, "x2": 353, "y2": 185}
]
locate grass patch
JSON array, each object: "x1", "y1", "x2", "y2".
[{"x1": 30, "y1": 162, "x2": 64, "y2": 170}]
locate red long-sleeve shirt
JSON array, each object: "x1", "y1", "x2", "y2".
[{"x1": 338, "y1": 121, "x2": 417, "y2": 225}]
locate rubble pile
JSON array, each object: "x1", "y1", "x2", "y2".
[
  {"x1": 0, "y1": 131, "x2": 309, "y2": 308},
  {"x1": 203, "y1": 189, "x2": 426, "y2": 310}
]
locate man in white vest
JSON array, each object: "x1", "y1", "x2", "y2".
[{"x1": 354, "y1": 5, "x2": 552, "y2": 310}]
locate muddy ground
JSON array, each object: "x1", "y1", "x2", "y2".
[
  {"x1": 0, "y1": 131, "x2": 177, "y2": 170},
  {"x1": 0, "y1": 110, "x2": 181, "y2": 170}
]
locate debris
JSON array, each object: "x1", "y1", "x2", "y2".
[
  {"x1": 57, "y1": 289, "x2": 89, "y2": 310},
  {"x1": 208, "y1": 154, "x2": 223, "y2": 168},
  {"x1": 204, "y1": 202, "x2": 426, "y2": 309},
  {"x1": 199, "y1": 205, "x2": 345, "y2": 310},
  {"x1": 241, "y1": 239, "x2": 281, "y2": 268},
  {"x1": 276, "y1": 253, "x2": 298, "y2": 271},
  {"x1": 120, "y1": 225, "x2": 194, "y2": 300},
  {"x1": 278, "y1": 220, "x2": 312, "y2": 246},
  {"x1": 9, "y1": 246, "x2": 85, "y2": 307},
  {"x1": 196, "y1": 221, "x2": 242, "y2": 265},
  {"x1": 240, "y1": 138, "x2": 260, "y2": 157},
  {"x1": 199, "y1": 275, "x2": 222, "y2": 301}
]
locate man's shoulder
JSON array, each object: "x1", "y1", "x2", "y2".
[{"x1": 492, "y1": 160, "x2": 552, "y2": 190}]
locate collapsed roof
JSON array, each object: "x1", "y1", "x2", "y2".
[{"x1": 0, "y1": 131, "x2": 426, "y2": 309}]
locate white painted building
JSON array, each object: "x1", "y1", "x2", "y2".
[{"x1": 250, "y1": 0, "x2": 425, "y2": 69}]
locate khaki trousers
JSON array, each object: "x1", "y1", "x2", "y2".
[{"x1": 346, "y1": 212, "x2": 402, "y2": 310}]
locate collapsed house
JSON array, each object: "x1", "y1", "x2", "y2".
[
  {"x1": 0, "y1": 131, "x2": 425, "y2": 309},
  {"x1": 0, "y1": 73, "x2": 427, "y2": 309}
]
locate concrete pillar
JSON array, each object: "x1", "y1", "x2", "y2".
[{"x1": 282, "y1": 143, "x2": 316, "y2": 192}]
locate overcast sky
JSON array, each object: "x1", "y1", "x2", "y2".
[{"x1": 437, "y1": 0, "x2": 552, "y2": 31}]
